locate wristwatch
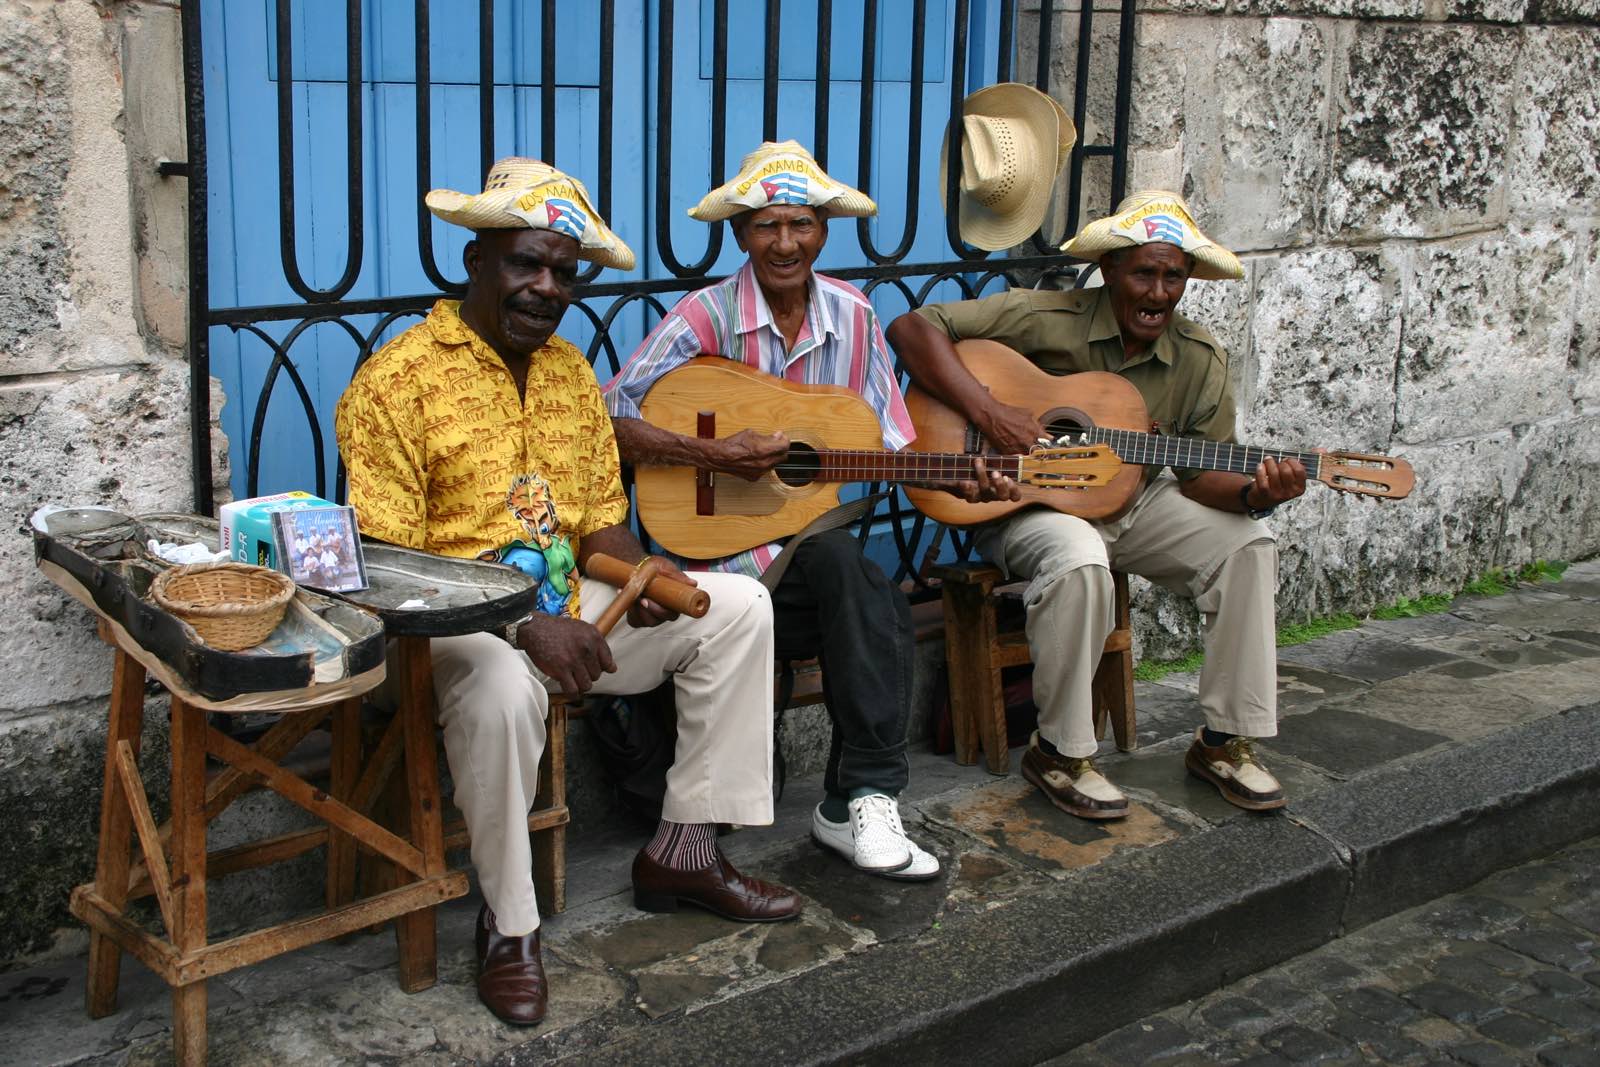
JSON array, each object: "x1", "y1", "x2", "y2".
[
  {"x1": 503, "y1": 614, "x2": 534, "y2": 646},
  {"x1": 1239, "y1": 482, "x2": 1276, "y2": 520}
]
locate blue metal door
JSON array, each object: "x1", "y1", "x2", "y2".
[{"x1": 201, "y1": 0, "x2": 1004, "y2": 501}]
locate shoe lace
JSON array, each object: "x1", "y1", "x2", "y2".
[
  {"x1": 851, "y1": 793, "x2": 902, "y2": 833},
  {"x1": 1223, "y1": 737, "x2": 1260, "y2": 766},
  {"x1": 1065, "y1": 757, "x2": 1097, "y2": 779}
]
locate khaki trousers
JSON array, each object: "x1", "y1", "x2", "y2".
[
  {"x1": 973, "y1": 475, "x2": 1279, "y2": 759},
  {"x1": 388, "y1": 571, "x2": 775, "y2": 936}
]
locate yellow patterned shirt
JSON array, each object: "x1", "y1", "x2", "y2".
[{"x1": 335, "y1": 299, "x2": 629, "y2": 618}]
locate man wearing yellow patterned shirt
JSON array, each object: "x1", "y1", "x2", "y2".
[{"x1": 336, "y1": 159, "x2": 798, "y2": 1029}]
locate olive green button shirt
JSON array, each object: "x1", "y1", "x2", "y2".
[{"x1": 913, "y1": 286, "x2": 1236, "y2": 481}]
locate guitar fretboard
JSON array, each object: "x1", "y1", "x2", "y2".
[
  {"x1": 1081, "y1": 429, "x2": 1324, "y2": 481},
  {"x1": 776, "y1": 449, "x2": 1022, "y2": 483}
]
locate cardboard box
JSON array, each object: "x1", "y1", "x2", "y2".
[{"x1": 219, "y1": 491, "x2": 341, "y2": 570}]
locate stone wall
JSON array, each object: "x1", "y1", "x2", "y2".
[
  {"x1": 0, "y1": 0, "x2": 211, "y2": 964},
  {"x1": 1024, "y1": 0, "x2": 1600, "y2": 656}
]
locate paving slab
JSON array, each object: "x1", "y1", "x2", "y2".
[{"x1": 1267, "y1": 705, "x2": 1449, "y2": 777}]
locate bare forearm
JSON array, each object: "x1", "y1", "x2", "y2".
[
  {"x1": 578, "y1": 523, "x2": 649, "y2": 571},
  {"x1": 1180, "y1": 470, "x2": 1254, "y2": 512},
  {"x1": 613, "y1": 416, "x2": 715, "y2": 468},
  {"x1": 887, "y1": 313, "x2": 996, "y2": 422}
]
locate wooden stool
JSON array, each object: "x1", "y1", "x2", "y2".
[
  {"x1": 74, "y1": 629, "x2": 468, "y2": 1066},
  {"x1": 936, "y1": 563, "x2": 1136, "y2": 774}
]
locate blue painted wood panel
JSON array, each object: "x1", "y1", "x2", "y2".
[{"x1": 205, "y1": 0, "x2": 1011, "y2": 522}]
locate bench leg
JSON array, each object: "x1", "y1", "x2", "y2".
[
  {"x1": 325, "y1": 697, "x2": 362, "y2": 911},
  {"x1": 394, "y1": 637, "x2": 445, "y2": 994},
  {"x1": 532, "y1": 701, "x2": 567, "y2": 917},
  {"x1": 943, "y1": 581, "x2": 1006, "y2": 771},
  {"x1": 169, "y1": 697, "x2": 209, "y2": 1066},
  {"x1": 86, "y1": 647, "x2": 146, "y2": 1019}
]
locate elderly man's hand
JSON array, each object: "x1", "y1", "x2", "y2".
[
  {"x1": 978, "y1": 400, "x2": 1048, "y2": 457},
  {"x1": 513, "y1": 614, "x2": 617, "y2": 694},
  {"x1": 713, "y1": 428, "x2": 790, "y2": 481},
  {"x1": 945, "y1": 456, "x2": 1023, "y2": 504},
  {"x1": 1247, "y1": 456, "x2": 1308, "y2": 508},
  {"x1": 626, "y1": 555, "x2": 698, "y2": 629}
]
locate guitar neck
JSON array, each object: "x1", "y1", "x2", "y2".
[
  {"x1": 1086, "y1": 429, "x2": 1324, "y2": 481},
  {"x1": 792, "y1": 448, "x2": 1018, "y2": 484}
]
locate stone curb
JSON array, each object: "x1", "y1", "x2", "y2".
[{"x1": 510, "y1": 702, "x2": 1600, "y2": 1066}]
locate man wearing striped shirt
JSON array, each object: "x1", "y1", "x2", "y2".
[{"x1": 606, "y1": 141, "x2": 1015, "y2": 882}]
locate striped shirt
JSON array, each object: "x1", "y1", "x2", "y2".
[{"x1": 604, "y1": 261, "x2": 915, "y2": 578}]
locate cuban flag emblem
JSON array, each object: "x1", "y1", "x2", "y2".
[
  {"x1": 1143, "y1": 214, "x2": 1187, "y2": 245},
  {"x1": 759, "y1": 172, "x2": 809, "y2": 206},
  {"x1": 544, "y1": 198, "x2": 588, "y2": 241}
]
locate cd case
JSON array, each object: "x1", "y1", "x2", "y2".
[{"x1": 271, "y1": 504, "x2": 369, "y2": 592}]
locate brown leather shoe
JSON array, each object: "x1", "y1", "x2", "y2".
[
  {"x1": 631, "y1": 848, "x2": 802, "y2": 922},
  {"x1": 475, "y1": 905, "x2": 547, "y2": 1026},
  {"x1": 1020, "y1": 731, "x2": 1129, "y2": 820},
  {"x1": 1185, "y1": 728, "x2": 1287, "y2": 811}
]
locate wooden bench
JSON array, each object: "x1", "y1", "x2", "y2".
[{"x1": 934, "y1": 562, "x2": 1136, "y2": 774}]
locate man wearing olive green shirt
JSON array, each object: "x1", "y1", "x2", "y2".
[{"x1": 887, "y1": 191, "x2": 1306, "y2": 817}]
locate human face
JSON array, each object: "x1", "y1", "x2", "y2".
[
  {"x1": 733, "y1": 205, "x2": 827, "y2": 305},
  {"x1": 1101, "y1": 242, "x2": 1191, "y2": 356},
  {"x1": 459, "y1": 228, "x2": 579, "y2": 361}
]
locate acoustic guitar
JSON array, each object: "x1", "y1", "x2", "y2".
[
  {"x1": 633, "y1": 357, "x2": 1121, "y2": 558},
  {"x1": 900, "y1": 339, "x2": 1415, "y2": 526}
]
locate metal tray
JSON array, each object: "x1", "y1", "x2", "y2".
[
  {"x1": 139, "y1": 513, "x2": 536, "y2": 638},
  {"x1": 32, "y1": 507, "x2": 386, "y2": 702}
]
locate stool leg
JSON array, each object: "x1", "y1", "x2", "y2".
[
  {"x1": 943, "y1": 582, "x2": 997, "y2": 768},
  {"x1": 394, "y1": 636, "x2": 445, "y2": 993},
  {"x1": 168, "y1": 697, "x2": 209, "y2": 1066},
  {"x1": 86, "y1": 647, "x2": 146, "y2": 1018},
  {"x1": 533, "y1": 700, "x2": 567, "y2": 917},
  {"x1": 325, "y1": 697, "x2": 362, "y2": 911}
]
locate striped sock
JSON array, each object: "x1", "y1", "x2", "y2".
[{"x1": 644, "y1": 820, "x2": 717, "y2": 871}]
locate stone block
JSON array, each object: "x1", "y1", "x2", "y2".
[
  {"x1": 4, "y1": 362, "x2": 197, "y2": 713},
  {"x1": 1501, "y1": 414, "x2": 1600, "y2": 568},
  {"x1": 1248, "y1": 246, "x2": 1403, "y2": 448},
  {"x1": 1570, "y1": 230, "x2": 1599, "y2": 412},
  {"x1": 1396, "y1": 225, "x2": 1580, "y2": 444},
  {"x1": 1511, "y1": 28, "x2": 1600, "y2": 213},
  {"x1": 1526, "y1": 0, "x2": 1600, "y2": 20},
  {"x1": 1325, "y1": 24, "x2": 1517, "y2": 239},
  {"x1": 1146, "y1": 17, "x2": 1333, "y2": 253},
  {"x1": 0, "y1": 694, "x2": 171, "y2": 962}
]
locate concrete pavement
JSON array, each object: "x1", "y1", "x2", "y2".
[{"x1": 3, "y1": 559, "x2": 1599, "y2": 1066}]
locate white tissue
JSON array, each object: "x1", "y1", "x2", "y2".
[{"x1": 148, "y1": 539, "x2": 230, "y2": 565}]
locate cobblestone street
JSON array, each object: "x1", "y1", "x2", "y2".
[{"x1": 1051, "y1": 837, "x2": 1600, "y2": 1066}]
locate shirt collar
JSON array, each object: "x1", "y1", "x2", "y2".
[
  {"x1": 732, "y1": 261, "x2": 838, "y2": 352},
  {"x1": 426, "y1": 298, "x2": 546, "y2": 372},
  {"x1": 1086, "y1": 286, "x2": 1177, "y2": 368}
]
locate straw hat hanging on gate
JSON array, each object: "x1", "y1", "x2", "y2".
[
  {"x1": 1060, "y1": 190, "x2": 1244, "y2": 281},
  {"x1": 940, "y1": 82, "x2": 1075, "y2": 252},
  {"x1": 688, "y1": 140, "x2": 878, "y2": 222},
  {"x1": 425, "y1": 157, "x2": 636, "y2": 271}
]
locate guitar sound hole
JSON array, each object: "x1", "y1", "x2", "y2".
[
  {"x1": 778, "y1": 444, "x2": 820, "y2": 487},
  {"x1": 1044, "y1": 416, "x2": 1088, "y2": 443}
]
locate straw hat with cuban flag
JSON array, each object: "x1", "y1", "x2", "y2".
[
  {"x1": 688, "y1": 140, "x2": 877, "y2": 222},
  {"x1": 1060, "y1": 190, "x2": 1244, "y2": 281},
  {"x1": 425, "y1": 157, "x2": 636, "y2": 271}
]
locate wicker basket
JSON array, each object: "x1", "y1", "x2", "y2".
[{"x1": 149, "y1": 562, "x2": 297, "y2": 651}]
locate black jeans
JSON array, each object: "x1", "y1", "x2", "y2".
[{"x1": 770, "y1": 529, "x2": 914, "y2": 797}]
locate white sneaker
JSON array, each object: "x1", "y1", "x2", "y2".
[{"x1": 811, "y1": 799, "x2": 940, "y2": 881}]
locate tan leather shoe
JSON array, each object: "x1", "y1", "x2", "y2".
[
  {"x1": 631, "y1": 848, "x2": 802, "y2": 922},
  {"x1": 1020, "y1": 731, "x2": 1129, "y2": 820},
  {"x1": 1185, "y1": 728, "x2": 1287, "y2": 811},
  {"x1": 475, "y1": 905, "x2": 547, "y2": 1026}
]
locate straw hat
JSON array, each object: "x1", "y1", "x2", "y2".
[
  {"x1": 1060, "y1": 190, "x2": 1243, "y2": 281},
  {"x1": 425, "y1": 157, "x2": 636, "y2": 271},
  {"x1": 940, "y1": 82, "x2": 1075, "y2": 252},
  {"x1": 688, "y1": 140, "x2": 877, "y2": 222}
]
